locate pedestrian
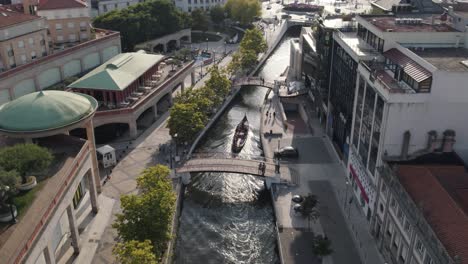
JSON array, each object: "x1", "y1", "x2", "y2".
[
  {"x1": 266, "y1": 110, "x2": 269, "y2": 117},
  {"x1": 273, "y1": 111, "x2": 276, "y2": 119},
  {"x1": 258, "y1": 163, "x2": 263, "y2": 174},
  {"x1": 269, "y1": 112, "x2": 272, "y2": 119}
]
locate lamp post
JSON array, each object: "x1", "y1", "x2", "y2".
[
  {"x1": 343, "y1": 180, "x2": 349, "y2": 209},
  {"x1": 206, "y1": 38, "x2": 209, "y2": 51}
]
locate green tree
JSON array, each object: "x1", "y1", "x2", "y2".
[
  {"x1": 225, "y1": 0, "x2": 261, "y2": 25},
  {"x1": 0, "y1": 169, "x2": 19, "y2": 213},
  {"x1": 191, "y1": 9, "x2": 209, "y2": 32},
  {"x1": 113, "y1": 240, "x2": 158, "y2": 264},
  {"x1": 174, "y1": 48, "x2": 192, "y2": 62},
  {"x1": 93, "y1": 0, "x2": 191, "y2": 51},
  {"x1": 168, "y1": 103, "x2": 206, "y2": 143},
  {"x1": 210, "y1": 5, "x2": 225, "y2": 24},
  {"x1": 113, "y1": 165, "x2": 176, "y2": 255},
  {"x1": 175, "y1": 87, "x2": 214, "y2": 115},
  {"x1": 299, "y1": 194, "x2": 320, "y2": 231},
  {"x1": 240, "y1": 28, "x2": 267, "y2": 55},
  {"x1": 313, "y1": 235, "x2": 333, "y2": 257},
  {"x1": 204, "y1": 65, "x2": 231, "y2": 107},
  {"x1": 0, "y1": 144, "x2": 53, "y2": 184}
]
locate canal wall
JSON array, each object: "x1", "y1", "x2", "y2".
[{"x1": 163, "y1": 179, "x2": 185, "y2": 264}]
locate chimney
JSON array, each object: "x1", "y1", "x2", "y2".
[
  {"x1": 442, "y1": 129, "x2": 456, "y2": 152},
  {"x1": 401, "y1": 131, "x2": 411, "y2": 160},
  {"x1": 427, "y1": 130, "x2": 437, "y2": 152}
]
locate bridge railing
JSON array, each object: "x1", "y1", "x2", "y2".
[
  {"x1": 189, "y1": 151, "x2": 275, "y2": 162},
  {"x1": 233, "y1": 77, "x2": 275, "y2": 89}
]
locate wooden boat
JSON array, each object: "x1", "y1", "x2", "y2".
[{"x1": 232, "y1": 115, "x2": 249, "y2": 153}]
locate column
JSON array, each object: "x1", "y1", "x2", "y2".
[
  {"x1": 87, "y1": 171, "x2": 99, "y2": 214},
  {"x1": 80, "y1": 59, "x2": 85, "y2": 73},
  {"x1": 85, "y1": 120, "x2": 102, "y2": 194},
  {"x1": 129, "y1": 120, "x2": 138, "y2": 139},
  {"x1": 43, "y1": 244, "x2": 56, "y2": 264},
  {"x1": 176, "y1": 39, "x2": 181, "y2": 49},
  {"x1": 8, "y1": 87, "x2": 14, "y2": 100},
  {"x1": 168, "y1": 93, "x2": 173, "y2": 106},
  {"x1": 152, "y1": 104, "x2": 158, "y2": 119},
  {"x1": 66, "y1": 205, "x2": 80, "y2": 254},
  {"x1": 59, "y1": 66, "x2": 65, "y2": 81},
  {"x1": 180, "y1": 82, "x2": 185, "y2": 92},
  {"x1": 99, "y1": 50, "x2": 104, "y2": 64},
  {"x1": 190, "y1": 71, "x2": 196, "y2": 86},
  {"x1": 163, "y1": 43, "x2": 167, "y2": 53}
]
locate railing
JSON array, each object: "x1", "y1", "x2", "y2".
[
  {"x1": 94, "y1": 61, "x2": 194, "y2": 117},
  {"x1": 233, "y1": 77, "x2": 275, "y2": 89},
  {"x1": 13, "y1": 142, "x2": 91, "y2": 264},
  {"x1": 189, "y1": 151, "x2": 274, "y2": 162}
]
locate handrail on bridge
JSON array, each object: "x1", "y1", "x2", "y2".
[{"x1": 187, "y1": 151, "x2": 275, "y2": 162}]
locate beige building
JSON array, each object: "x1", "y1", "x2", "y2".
[
  {"x1": 0, "y1": 6, "x2": 49, "y2": 72},
  {"x1": 35, "y1": 0, "x2": 91, "y2": 49}
]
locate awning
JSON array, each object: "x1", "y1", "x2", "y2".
[{"x1": 384, "y1": 48, "x2": 431, "y2": 83}]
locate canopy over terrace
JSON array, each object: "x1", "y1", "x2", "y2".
[{"x1": 68, "y1": 51, "x2": 165, "y2": 108}]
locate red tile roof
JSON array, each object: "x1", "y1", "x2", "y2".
[
  {"x1": 38, "y1": 0, "x2": 87, "y2": 10},
  {"x1": 0, "y1": 6, "x2": 41, "y2": 29},
  {"x1": 384, "y1": 48, "x2": 432, "y2": 83},
  {"x1": 397, "y1": 165, "x2": 468, "y2": 264}
]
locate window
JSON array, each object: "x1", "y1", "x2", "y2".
[
  {"x1": 188, "y1": 0, "x2": 191, "y2": 4},
  {"x1": 424, "y1": 255, "x2": 433, "y2": 264},
  {"x1": 69, "y1": 34, "x2": 76, "y2": 41},
  {"x1": 416, "y1": 239, "x2": 424, "y2": 255},
  {"x1": 398, "y1": 208, "x2": 404, "y2": 223},
  {"x1": 31, "y1": 51, "x2": 36, "y2": 60},
  {"x1": 194, "y1": 0, "x2": 197, "y2": 3},
  {"x1": 393, "y1": 233, "x2": 400, "y2": 249},
  {"x1": 20, "y1": 54, "x2": 26, "y2": 62},
  {"x1": 188, "y1": 7, "x2": 192, "y2": 12},
  {"x1": 67, "y1": 22, "x2": 75, "y2": 28},
  {"x1": 80, "y1": 21, "x2": 87, "y2": 27},
  {"x1": 28, "y1": 37, "x2": 34, "y2": 45},
  {"x1": 80, "y1": 33, "x2": 88, "y2": 40},
  {"x1": 55, "y1": 23, "x2": 62, "y2": 30},
  {"x1": 390, "y1": 197, "x2": 396, "y2": 209},
  {"x1": 72, "y1": 183, "x2": 84, "y2": 209},
  {"x1": 379, "y1": 203, "x2": 384, "y2": 213},
  {"x1": 387, "y1": 222, "x2": 393, "y2": 236},
  {"x1": 57, "y1": 35, "x2": 64, "y2": 42},
  {"x1": 18, "y1": 40, "x2": 24, "y2": 48},
  {"x1": 9, "y1": 57, "x2": 15, "y2": 67}
]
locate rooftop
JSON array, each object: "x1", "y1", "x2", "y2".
[
  {"x1": 0, "y1": 6, "x2": 42, "y2": 29},
  {"x1": 38, "y1": 0, "x2": 87, "y2": 10},
  {"x1": 414, "y1": 48, "x2": 468, "y2": 72},
  {"x1": 397, "y1": 165, "x2": 468, "y2": 264},
  {"x1": 361, "y1": 15, "x2": 459, "y2": 32},
  {"x1": 69, "y1": 52, "x2": 164, "y2": 91},
  {"x1": 0, "y1": 135, "x2": 88, "y2": 263},
  {"x1": 0, "y1": 91, "x2": 97, "y2": 133},
  {"x1": 334, "y1": 30, "x2": 380, "y2": 58}
]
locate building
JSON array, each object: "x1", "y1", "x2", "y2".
[
  {"x1": 34, "y1": 0, "x2": 92, "y2": 49},
  {"x1": 0, "y1": 28, "x2": 121, "y2": 106},
  {"x1": 0, "y1": 6, "x2": 49, "y2": 72},
  {"x1": 375, "y1": 151, "x2": 468, "y2": 264},
  {"x1": 68, "y1": 51, "x2": 196, "y2": 138},
  {"x1": 371, "y1": 0, "x2": 442, "y2": 14},
  {"x1": 299, "y1": 17, "x2": 356, "y2": 129},
  {"x1": 173, "y1": 0, "x2": 226, "y2": 13},
  {"x1": 0, "y1": 91, "x2": 102, "y2": 264},
  {"x1": 97, "y1": 0, "x2": 145, "y2": 15}
]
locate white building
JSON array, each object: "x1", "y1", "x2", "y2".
[
  {"x1": 97, "y1": 0, "x2": 144, "y2": 15},
  {"x1": 331, "y1": 13, "x2": 468, "y2": 264},
  {"x1": 173, "y1": 0, "x2": 226, "y2": 13}
]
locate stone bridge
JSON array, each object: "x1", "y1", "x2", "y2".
[{"x1": 135, "y1": 29, "x2": 191, "y2": 53}]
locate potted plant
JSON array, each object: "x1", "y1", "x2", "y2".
[
  {"x1": 312, "y1": 235, "x2": 333, "y2": 259},
  {"x1": 0, "y1": 169, "x2": 18, "y2": 222},
  {"x1": 0, "y1": 143, "x2": 53, "y2": 191}
]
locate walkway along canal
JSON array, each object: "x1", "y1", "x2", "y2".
[{"x1": 174, "y1": 28, "x2": 301, "y2": 264}]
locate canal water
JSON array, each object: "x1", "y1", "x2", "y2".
[{"x1": 174, "y1": 29, "x2": 300, "y2": 264}]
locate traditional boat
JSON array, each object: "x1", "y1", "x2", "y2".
[{"x1": 232, "y1": 115, "x2": 249, "y2": 153}]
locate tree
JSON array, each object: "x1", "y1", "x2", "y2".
[
  {"x1": 312, "y1": 235, "x2": 333, "y2": 257},
  {"x1": 93, "y1": 0, "x2": 191, "y2": 51},
  {"x1": 299, "y1": 194, "x2": 320, "y2": 231},
  {"x1": 240, "y1": 28, "x2": 267, "y2": 55},
  {"x1": 175, "y1": 87, "x2": 215, "y2": 115},
  {"x1": 113, "y1": 165, "x2": 176, "y2": 255},
  {"x1": 204, "y1": 65, "x2": 231, "y2": 107},
  {"x1": 210, "y1": 5, "x2": 225, "y2": 24},
  {"x1": 113, "y1": 240, "x2": 158, "y2": 264},
  {"x1": 174, "y1": 48, "x2": 192, "y2": 62},
  {"x1": 225, "y1": 0, "x2": 261, "y2": 25},
  {"x1": 0, "y1": 169, "x2": 19, "y2": 213},
  {"x1": 0, "y1": 144, "x2": 53, "y2": 184},
  {"x1": 168, "y1": 103, "x2": 206, "y2": 143},
  {"x1": 191, "y1": 8, "x2": 209, "y2": 32}
]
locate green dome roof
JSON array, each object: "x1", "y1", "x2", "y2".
[{"x1": 0, "y1": 91, "x2": 97, "y2": 132}]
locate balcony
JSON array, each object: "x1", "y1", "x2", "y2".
[
  {"x1": 333, "y1": 30, "x2": 379, "y2": 59},
  {"x1": 361, "y1": 60, "x2": 415, "y2": 94}
]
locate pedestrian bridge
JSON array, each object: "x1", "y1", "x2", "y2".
[
  {"x1": 176, "y1": 153, "x2": 289, "y2": 179},
  {"x1": 233, "y1": 77, "x2": 276, "y2": 90}
]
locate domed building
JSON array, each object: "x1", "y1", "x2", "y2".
[{"x1": 0, "y1": 91, "x2": 102, "y2": 264}]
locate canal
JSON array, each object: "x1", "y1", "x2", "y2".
[{"x1": 174, "y1": 28, "x2": 300, "y2": 264}]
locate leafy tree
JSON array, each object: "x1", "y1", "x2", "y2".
[
  {"x1": 113, "y1": 165, "x2": 176, "y2": 255},
  {"x1": 0, "y1": 144, "x2": 53, "y2": 184},
  {"x1": 240, "y1": 28, "x2": 267, "y2": 55},
  {"x1": 191, "y1": 8, "x2": 209, "y2": 32},
  {"x1": 168, "y1": 103, "x2": 206, "y2": 143},
  {"x1": 174, "y1": 48, "x2": 193, "y2": 62},
  {"x1": 0, "y1": 169, "x2": 19, "y2": 213},
  {"x1": 210, "y1": 5, "x2": 225, "y2": 24},
  {"x1": 312, "y1": 235, "x2": 333, "y2": 257},
  {"x1": 113, "y1": 240, "x2": 158, "y2": 264},
  {"x1": 225, "y1": 0, "x2": 261, "y2": 25},
  {"x1": 299, "y1": 194, "x2": 320, "y2": 231},
  {"x1": 204, "y1": 65, "x2": 231, "y2": 107},
  {"x1": 175, "y1": 87, "x2": 214, "y2": 115},
  {"x1": 93, "y1": 0, "x2": 191, "y2": 51}
]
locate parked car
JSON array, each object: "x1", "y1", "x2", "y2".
[
  {"x1": 274, "y1": 146, "x2": 299, "y2": 158},
  {"x1": 292, "y1": 195, "x2": 304, "y2": 203}
]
